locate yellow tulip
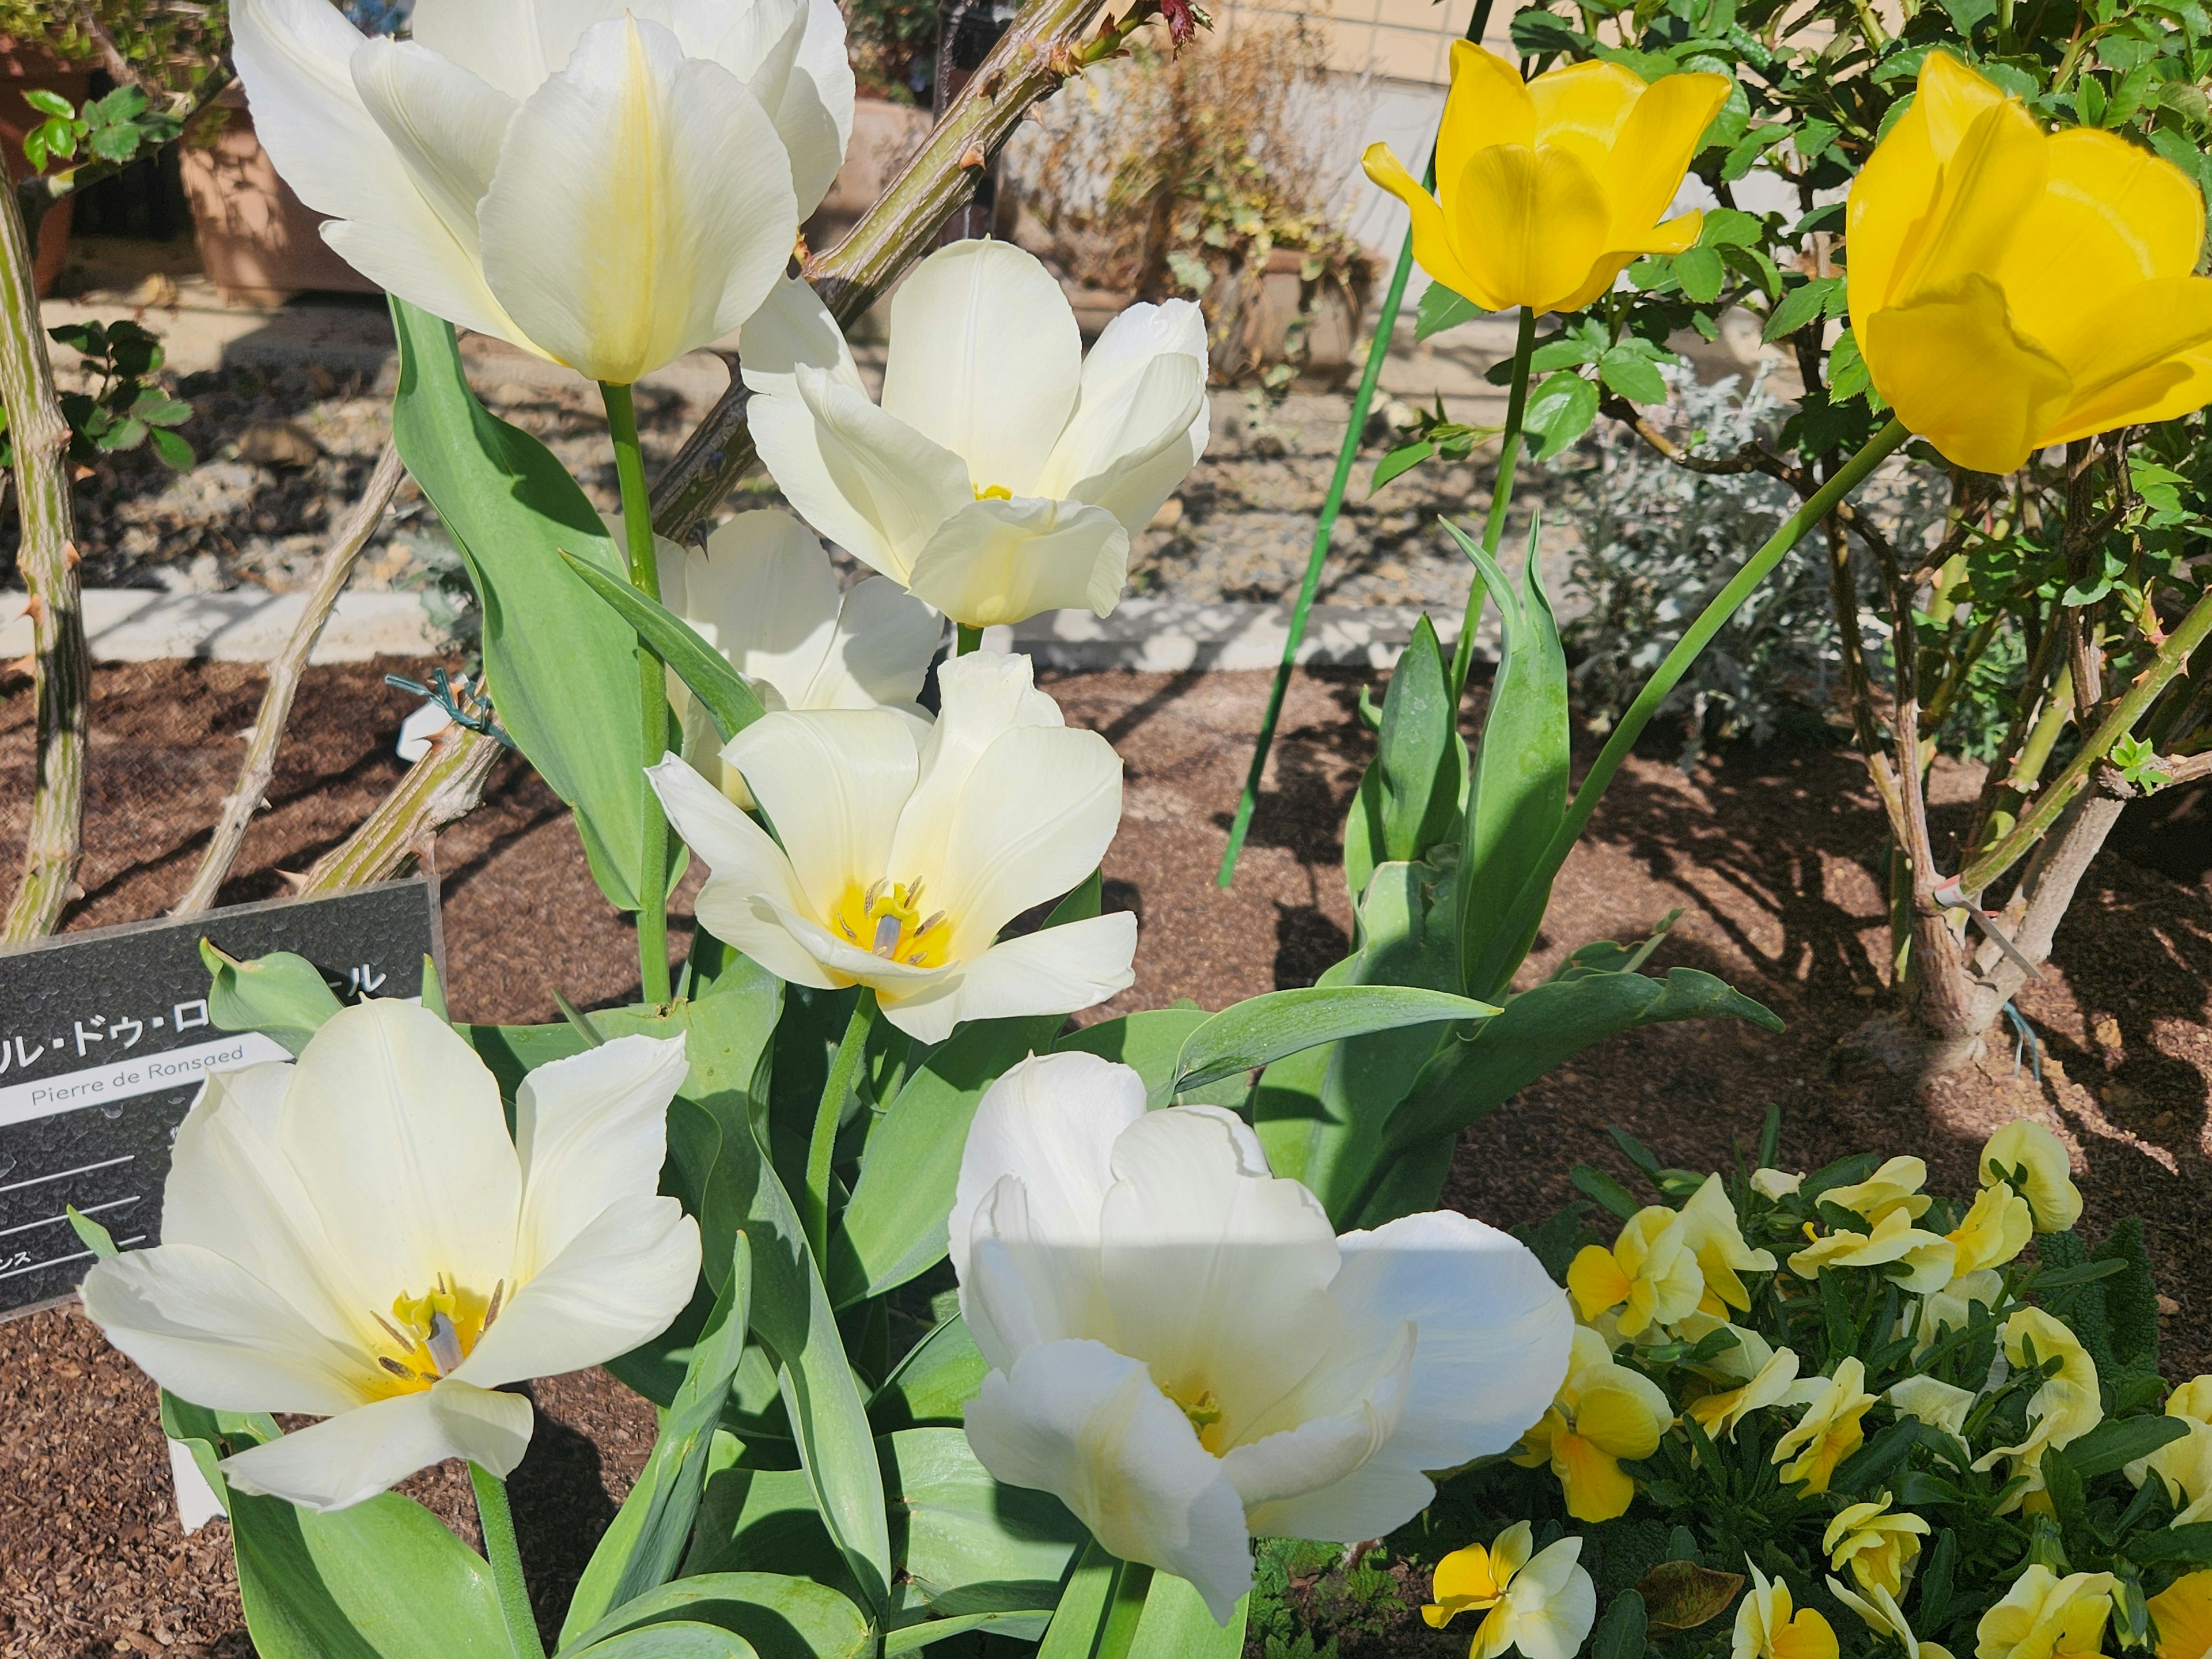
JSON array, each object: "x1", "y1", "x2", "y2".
[
  {"x1": 1980, "y1": 1120, "x2": 2084, "y2": 1234},
  {"x1": 1773, "y1": 1357, "x2": 1877, "y2": 1494},
  {"x1": 2149, "y1": 1569, "x2": 2212, "y2": 1659},
  {"x1": 1734, "y1": 1565, "x2": 1840, "y2": 1659},
  {"x1": 1569, "y1": 1206, "x2": 1706, "y2": 1338},
  {"x1": 1848, "y1": 51, "x2": 2212, "y2": 476},
  {"x1": 1680, "y1": 1174, "x2": 1778, "y2": 1315},
  {"x1": 1976, "y1": 1566, "x2": 2114, "y2": 1659},
  {"x1": 1513, "y1": 1327, "x2": 1675, "y2": 1521},
  {"x1": 1362, "y1": 44, "x2": 1729, "y2": 315},
  {"x1": 1825, "y1": 1493, "x2": 1930, "y2": 1601}
]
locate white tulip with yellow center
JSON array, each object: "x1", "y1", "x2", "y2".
[
  {"x1": 657, "y1": 510, "x2": 940, "y2": 808},
  {"x1": 649, "y1": 652, "x2": 1134, "y2": 1042},
  {"x1": 80, "y1": 1001, "x2": 699, "y2": 1512},
  {"x1": 233, "y1": 0, "x2": 851, "y2": 385},
  {"x1": 950, "y1": 1052, "x2": 1572, "y2": 1622},
  {"x1": 741, "y1": 240, "x2": 1210, "y2": 627}
]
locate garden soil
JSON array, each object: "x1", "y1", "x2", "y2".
[{"x1": 4, "y1": 659, "x2": 2211, "y2": 1657}]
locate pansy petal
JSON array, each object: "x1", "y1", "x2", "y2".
[
  {"x1": 966, "y1": 1339, "x2": 1255, "y2": 1624},
  {"x1": 511, "y1": 1034, "x2": 691, "y2": 1276},
  {"x1": 905, "y1": 496, "x2": 1131, "y2": 628},
  {"x1": 219, "y1": 1380, "x2": 534, "y2": 1513}
]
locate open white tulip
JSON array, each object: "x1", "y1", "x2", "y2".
[
  {"x1": 743, "y1": 240, "x2": 1210, "y2": 627},
  {"x1": 233, "y1": 0, "x2": 851, "y2": 385},
  {"x1": 648, "y1": 652, "x2": 1135, "y2": 1042},
  {"x1": 81, "y1": 1001, "x2": 699, "y2": 1512},
  {"x1": 950, "y1": 1052, "x2": 1574, "y2": 1622},
  {"x1": 658, "y1": 510, "x2": 941, "y2": 809}
]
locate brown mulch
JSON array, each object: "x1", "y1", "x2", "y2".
[{"x1": 4, "y1": 660, "x2": 2211, "y2": 1657}]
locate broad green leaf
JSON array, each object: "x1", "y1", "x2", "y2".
[
  {"x1": 1592, "y1": 1590, "x2": 1649, "y2": 1659},
  {"x1": 1036, "y1": 1543, "x2": 1123, "y2": 1659},
  {"x1": 556, "y1": 1574, "x2": 872, "y2": 1659},
  {"x1": 561, "y1": 550, "x2": 767, "y2": 742},
  {"x1": 885, "y1": 1429, "x2": 1082, "y2": 1615},
  {"x1": 1444, "y1": 521, "x2": 1569, "y2": 1002},
  {"x1": 1598, "y1": 346, "x2": 1669, "y2": 404},
  {"x1": 884, "y1": 1611, "x2": 1050, "y2": 1652},
  {"x1": 1171, "y1": 983, "x2": 1493, "y2": 1093},
  {"x1": 562, "y1": 1236, "x2": 756, "y2": 1649},
  {"x1": 1127, "y1": 1573, "x2": 1246, "y2": 1658},
  {"x1": 1369, "y1": 438, "x2": 1437, "y2": 493},
  {"x1": 1521, "y1": 371, "x2": 1599, "y2": 461},
  {"x1": 1673, "y1": 243, "x2": 1726, "y2": 303},
  {"x1": 565, "y1": 1626, "x2": 760, "y2": 1659},
  {"x1": 681, "y1": 1453, "x2": 855, "y2": 1592},
  {"x1": 1343, "y1": 616, "x2": 1461, "y2": 905},
  {"x1": 870, "y1": 1314, "x2": 987, "y2": 1433},
  {"x1": 201, "y1": 943, "x2": 342, "y2": 1054},
  {"x1": 388, "y1": 297, "x2": 649, "y2": 911},
  {"x1": 1414, "y1": 281, "x2": 1480, "y2": 340},
  {"x1": 2129, "y1": 1524, "x2": 2212, "y2": 1567},
  {"x1": 2065, "y1": 1414, "x2": 2189, "y2": 1479},
  {"x1": 1057, "y1": 1006, "x2": 1241, "y2": 1109}
]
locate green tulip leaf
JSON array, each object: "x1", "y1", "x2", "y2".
[
  {"x1": 1056, "y1": 1005, "x2": 1241, "y2": 1109},
  {"x1": 884, "y1": 1429, "x2": 1083, "y2": 1615},
  {"x1": 1128, "y1": 1571, "x2": 1247, "y2": 1658},
  {"x1": 870, "y1": 1312, "x2": 987, "y2": 1434},
  {"x1": 556, "y1": 1574, "x2": 872, "y2": 1659},
  {"x1": 563, "y1": 1624, "x2": 760, "y2": 1659},
  {"x1": 201, "y1": 943, "x2": 343, "y2": 1055},
  {"x1": 884, "y1": 1611, "x2": 1051, "y2": 1652},
  {"x1": 1171, "y1": 982, "x2": 1494, "y2": 1094},
  {"x1": 560, "y1": 550, "x2": 768, "y2": 743}
]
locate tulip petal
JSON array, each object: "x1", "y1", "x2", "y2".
[
  {"x1": 1889, "y1": 97, "x2": 2048, "y2": 309},
  {"x1": 2041, "y1": 271, "x2": 2212, "y2": 417},
  {"x1": 219, "y1": 1380, "x2": 534, "y2": 1513},
  {"x1": 963, "y1": 1212, "x2": 1049, "y2": 1370},
  {"x1": 885, "y1": 911, "x2": 1139, "y2": 1042},
  {"x1": 1038, "y1": 297, "x2": 1210, "y2": 528},
  {"x1": 766, "y1": 896, "x2": 954, "y2": 992},
  {"x1": 1915, "y1": 48, "x2": 2012, "y2": 160},
  {"x1": 1221, "y1": 1321, "x2": 1411, "y2": 1516},
  {"x1": 231, "y1": 0, "x2": 522, "y2": 344},
  {"x1": 348, "y1": 40, "x2": 516, "y2": 257},
  {"x1": 1863, "y1": 274, "x2": 2073, "y2": 474},
  {"x1": 1041, "y1": 352, "x2": 1208, "y2": 533},
  {"x1": 1601, "y1": 71, "x2": 1731, "y2": 245},
  {"x1": 408, "y1": 0, "x2": 624, "y2": 101},
  {"x1": 1845, "y1": 90, "x2": 1939, "y2": 332},
  {"x1": 669, "y1": 0, "x2": 852, "y2": 214},
  {"x1": 1097, "y1": 1107, "x2": 1342, "y2": 1444},
  {"x1": 1362, "y1": 141, "x2": 1499, "y2": 311},
  {"x1": 81, "y1": 1243, "x2": 374, "y2": 1416},
  {"x1": 457, "y1": 1194, "x2": 701, "y2": 1385},
  {"x1": 966, "y1": 1338, "x2": 1255, "y2": 1623},
  {"x1": 881, "y1": 241, "x2": 1082, "y2": 497},
  {"x1": 738, "y1": 274, "x2": 868, "y2": 402},
  {"x1": 813, "y1": 577, "x2": 941, "y2": 710},
  {"x1": 683, "y1": 509, "x2": 846, "y2": 690},
  {"x1": 281, "y1": 1001, "x2": 521, "y2": 1317},
  {"x1": 908, "y1": 650, "x2": 1065, "y2": 811},
  {"x1": 722, "y1": 707, "x2": 917, "y2": 912},
  {"x1": 950, "y1": 1051, "x2": 1146, "y2": 1286},
  {"x1": 1452, "y1": 142, "x2": 1611, "y2": 316},
  {"x1": 904, "y1": 496, "x2": 1131, "y2": 628},
  {"x1": 1527, "y1": 58, "x2": 1647, "y2": 169},
  {"x1": 478, "y1": 15, "x2": 798, "y2": 384},
  {"x1": 1438, "y1": 42, "x2": 1536, "y2": 192},
  {"x1": 647, "y1": 755, "x2": 829, "y2": 988},
  {"x1": 510, "y1": 1033, "x2": 691, "y2": 1276}
]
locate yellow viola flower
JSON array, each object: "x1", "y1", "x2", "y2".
[
  {"x1": 1422, "y1": 1521, "x2": 1598, "y2": 1659},
  {"x1": 1829, "y1": 1574, "x2": 1955, "y2": 1659},
  {"x1": 1790, "y1": 1208, "x2": 1957, "y2": 1295},
  {"x1": 1888, "y1": 1374, "x2": 1977, "y2": 1438},
  {"x1": 1919, "y1": 1267, "x2": 2008, "y2": 1349},
  {"x1": 1980, "y1": 1120, "x2": 2084, "y2": 1234},
  {"x1": 1823, "y1": 1156, "x2": 1932, "y2": 1225},
  {"x1": 1681, "y1": 1175, "x2": 1778, "y2": 1316},
  {"x1": 1976, "y1": 1566, "x2": 2114, "y2": 1659},
  {"x1": 1850, "y1": 50, "x2": 2212, "y2": 476},
  {"x1": 1569, "y1": 1206, "x2": 1706, "y2": 1338},
  {"x1": 1514, "y1": 1327, "x2": 1675, "y2": 1522},
  {"x1": 1752, "y1": 1168, "x2": 1805, "y2": 1200},
  {"x1": 2148, "y1": 1569, "x2": 2212, "y2": 1659},
  {"x1": 1362, "y1": 44, "x2": 1729, "y2": 316},
  {"x1": 1689, "y1": 1340, "x2": 1801, "y2": 1441},
  {"x1": 1733, "y1": 1565, "x2": 1840, "y2": 1659},
  {"x1": 1773, "y1": 1357, "x2": 1877, "y2": 1494},
  {"x1": 1825, "y1": 1493, "x2": 1930, "y2": 1600},
  {"x1": 1948, "y1": 1184, "x2": 2033, "y2": 1277},
  {"x1": 2127, "y1": 1376, "x2": 2212, "y2": 1525},
  {"x1": 1972, "y1": 1309, "x2": 2104, "y2": 1511}
]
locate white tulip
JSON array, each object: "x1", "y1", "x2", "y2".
[
  {"x1": 232, "y1": 0, "x2": 853, "y2": 385},
  {"x1": 82, "y1": 1001, "x2": 699, "y2": 1512},
  {"x1": 950, "y1": 1052, "x2": 1574, "y2": 1622},
  {"x1": 743, "y1": 240, "x2": 1210, "y2": 627},
  {"x1": 658, "y1": 510, "x2": 941, "y2": 809},
  {"x1": 649, "y1": 652, "x2": 1134, "y2": 1042}
]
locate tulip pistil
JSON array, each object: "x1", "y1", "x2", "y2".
[
  {"x1": 372, "y1": 1273, "x2": 502, "y2": 1393},
  {"x1": 1165, "y1": 1382, "x2": 1226, "y2": 1449},
  {"x1": 972, "y1": 483, "x2": 1013, "y2": 502},
  {"x1": 832, "y1": 880, "x2": 952, "y2": 969}
]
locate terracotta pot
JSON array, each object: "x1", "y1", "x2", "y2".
[
  {"x1": 0, "y1": 41, "x2": 89, "y2": 298},
  {"x1": 179, "y1": 85, "x2": 380, "y2": 306}
]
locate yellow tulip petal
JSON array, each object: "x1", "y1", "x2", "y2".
[
  {"x1": 1362, "y1": 140, "x2": 1501, "y2": 309},
  {"x1": 2043, "y1": 276, "x2": 2212, "y2": 433},
  {"x1": 1892, "y1": 98, "x2": 2049, "y2": 308},
  {"x1": 1997, "y1": 128, "x2": 2207, "y2": 345},
  {"x1": 1915, "y1": 49, "x2": 2011, "y2": 162},
  {"x1": 1846, "y1": 92, "x2": 1940, "y2": 331},
  {"x1": 1439, "y1": 41, "x2": 1536, "y2": 195},
  {"x1": 1864, "y1": 274, "x2": 2073, "y2": 474},
  {"x1": 1601, "y1": 71, "x2": 1732, "y2": 243},
  {"x1": 1775, "y1": 1609, "x2": 1842, "y2": 1659},
  {"x1": 1567, "y1": 1244, "x2": 1633, "y2": 1320},
  {"x1": 1453, "y1": 141, "x2": 1611, "y2": 315},
  {"x1": 1554, "y1": 1430, "x2": 1637, "y2": 1522},
  {"x1": 1528, "y1": 57, "x2": 1648, "y2": 168}
]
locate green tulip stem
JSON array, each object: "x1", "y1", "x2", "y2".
[
  {"x1": 468, "y1": 1462, "x2": 546, "y2": 1659},
  {"x1": 1094, "y1": 1556, "x2": 1156, "y2": 1659},
  {"x1": 956, "y1": 623, "x2": 984, "y2": 656},
  {"x1": 1449, "y1": 303, "x2": 1537, "y2": 700},
  {"x1": 1491, "y1": 414, "x2": 1914, "y2": 964},
  {"x1": 804, "y1": 987, "x2": 878, "y2": 1266},
  {"x1": 600, "y1": 381, "x2": 673, "y2": 1006}
]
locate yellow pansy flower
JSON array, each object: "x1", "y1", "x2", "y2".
[
  {"x1": 1825, "y1": 1493, "x2": 1930, "y2": 1601},
  {"x1": 1919, "y1": 1267, "x2": 2008, "y2": 1349},
  {"x1": 2148, "y1": 1569, "x2": 2212, "y2": 1659},
  {"x1": 1423, "y1": 1521, "x2": 1597, "y2": 1659},
  {"x1": 1752, "y1": 1168, "x2": 1804, "y2": 1200},
  {"x1": 1514, "y1": 1327, "x2": 1675, "y2": 1522},
  {"x1": 1976, "y1": 1566, "x2": 2114, "y2": 1659},
  {"x1": 1888, "y1": 1374, "x2": 1977, "y2": 1438},
  {"x1": 1773, "y1": 1357, "x2": 1877, "y2": 1494},
  {"x1": 1681, "y1": 1175, "x2": 1779, "y2": 1316},
  {"x1": 1980, "y1": 1120, "x2": 2083, "y2": 1234},
  {"x1": 1830, "y1": 1574, "x2": 1955, "y2": 1659},
  {"x1": 1734, "y1": 1565, "x2": 1840, "y2": 1659},
  {"x1": 2127, "y1": 1376, "x2": 2212, "y2": 1525},
  {"x1": 1848, "y1": 51, "x2": 2212, "y2": 476},
  {"x1": 1824, "y1": 1156, "x2": 1933, "y2": 1225},
  {"x1": 1948, "y1": 1184, "x2": 2033, "y2": 1277},
  {"x1": 1690, "y1": 1340, "x2": 1802, "y2": 1441},
  {"x1": 1790, "y1": 1207, "x2": 1957, "y2": 1294},
  {"x1": 1972, "y1": 1309, "x2": 2103, "y2": 1512},
  {"x1": 1569, "y1": 1206, "x2": 1706, "y2": 1339},
  {"x1": 1362, "y1": 45, "x2": 1729, "y2": 316}
]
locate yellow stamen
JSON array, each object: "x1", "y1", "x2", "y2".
[
  {"x1": 372, "y1": 1276, "x2": 498, "y2": 1396},
  {"x1": 974, "y1": 482, "x2": 1013, "y2": 501},
  {"x1": 827, "y1": 878, "x2": 955, "y2": 972}
]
